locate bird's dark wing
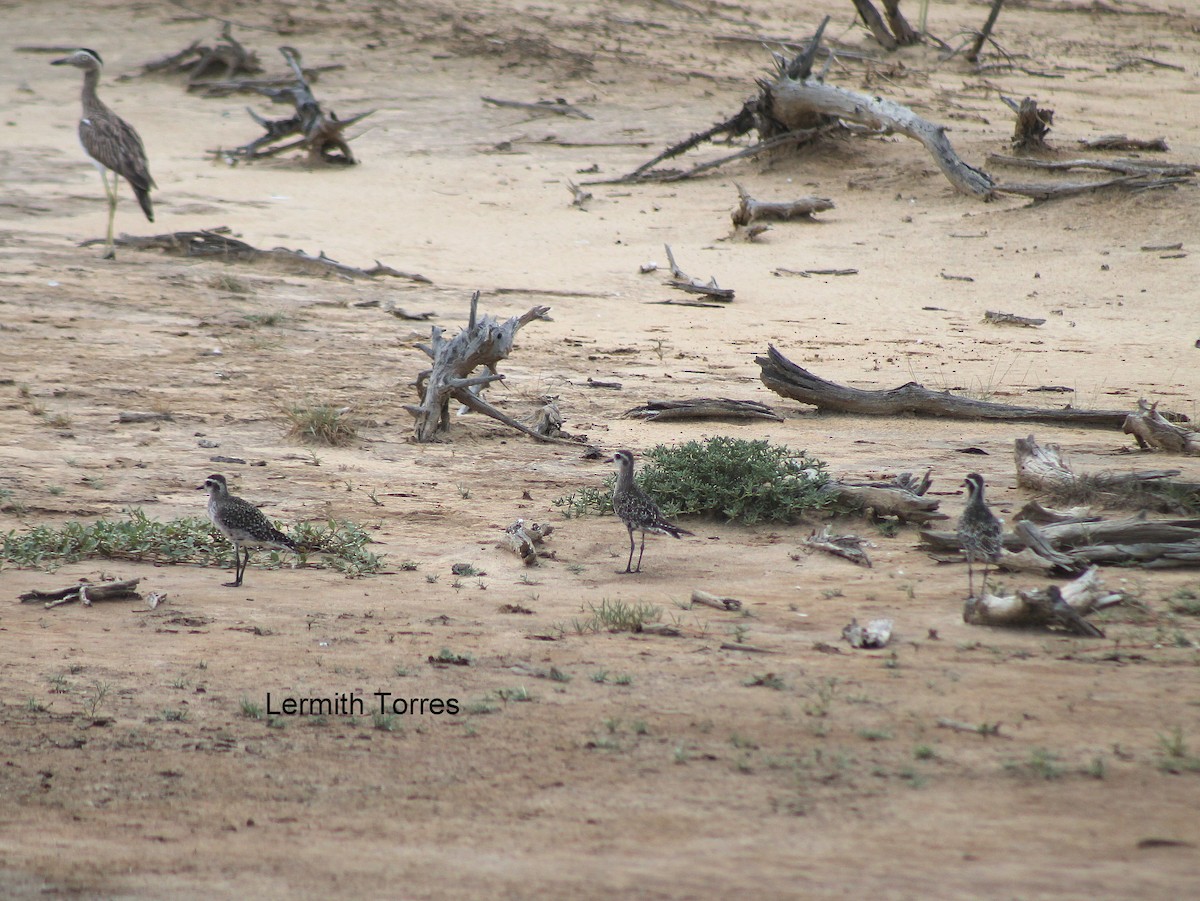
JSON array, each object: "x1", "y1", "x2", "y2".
[{"x1": 79, "y1": 113, "x2": 156, "y2": 217}]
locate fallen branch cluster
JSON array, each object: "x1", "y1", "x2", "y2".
[
  {"x1": 1123, "y1": 399, "x2": 1200, "y2": 455},
  {"x1": 502, "y1": 519, "x2": 554, "y2": 566},
  {"x1": 219, "y1": 46, "x2": 373, "y2": 163},
  {"x1": 88, "y1": 227, "x2": 428, "y2": 281},
  {"x1": 830, "y1": 470, "x2": 947, "y2": 525},
  {"x1": 964, "y1": 568, "x2": 1122, "y2": 637},
  {"x1": 624, "y1": 398, "x2": 782, "y2": 423},
  {"x1": 731, "y1": 184, "x2": 833, "y2": 227},
  {"x1": 141, "y1": 25, "x2": 261, "y2": 85},
  {"x1": 19, "y1": 578, "x2": 142, "y2": 609}
]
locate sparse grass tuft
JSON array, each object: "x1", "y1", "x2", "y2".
[
  {"x1": 553, "y1": 437, "x2": 833, "y2": 523},
  {"x1": 210, "y1": 274, "x2": 254, "y2": 294},
  {"x1": 240, "y1": 697, "x2": 264, "y2": 719},
  {"x1": 1157, "y1": 726, "x2": 1200, "y2": 773},
  {"x1": 285, "y1": 403, "x2": 359, "y2": 446},
  {"x1": 570, "y1": 598, "x2": 662, "y2": 634},
  {"x1": 1167, "y1": 586, "x2": 1200, "y2": 617}
]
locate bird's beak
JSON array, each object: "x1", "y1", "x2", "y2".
[
  {"x1": 196, "y1": 483, "x2": 207, "y2": 491},
  {"x1": 50, "y1": 57, "x2": 68, "y2": 66}
]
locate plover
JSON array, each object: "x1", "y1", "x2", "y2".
[
  {"x1": 611, "y1": 450, "x2": 693, "y2": 573},
  {"x1": 52, "y1": 48, "x2": 155, "y2": 260},
  {"x1": 956, "y1": 472, "x2": 1003, "y2": 598},
  {"x1": 201, "y1": 474, "x2": 298, "y2": 588}
]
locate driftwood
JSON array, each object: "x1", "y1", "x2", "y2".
[
  {"x1": 661, "y1": 245, "x2": 734, "y2": 302},
  {"x1": 995, "y1": 175, "x2": 1193, "y2": 201},
  {"x1": 963, "y1": 567, "x2": 1118, "y2": 637},
  {"x1": 405, "y1": 292, "x2": 564, "y2": 443},
  {"x1": 1003, "y1": 95, "x2": 1052, "y2": 151},
  {"x1": 691, "y1": 589, "x2": 744, "y2": 611},
  {"x1": 1123, "y1": 399, "x2": 1200, "y2": 455},
  {"x1": 221, "y1": 47, "x2": 373, "y2": 164},
  {"x1": 502, "y1": 519, "x2": 554, "y2": 566},
  {"x1": 19, "y1": 578, "x2": 142, "y2": 609},
  {"x1": 731, "y1": 184, "x2": 834, "y2": 226},
  {"x1": 966, "y1": 0, "x2": 1007, "y2": 64},
  {"x1": 86, "y1": 227, "x2": 429, "y2": 282},
  {"x1": 984, "y1": 310, "x2": 1045, "y2": 327},
  {"x1": 842, "y1": 617, "x2": 893, "y2": 649},
  {"x1": 851, "y1": 0, "x2": 919, "y2": 50},
  {"x1": 757, "y1": 345, "x2": 1134, "y2": 427},
  {"x1": 531, "y1": 402, "x2": 564, "y2": 438},
  {"x1": 989, "y1": 154, "x2": 1196, "y2": 179},
  {"x1": 1014, "y1": 434, "x2": 1188, "y2": 493},
  {"x1": 624, "y1": 398, "x2": 783, "y2": 423},
  {"x1": 803, "y1": 527, "x2": 873, "y2": 567}
]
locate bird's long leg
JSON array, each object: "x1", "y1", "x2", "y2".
[
  {"x1": 99, "y1": 169, "x2": 117, "y2": 259},
  {"x1": 635, "y1": 532, "x2": 646, "y2": 573},
  {"x1": 980, "y1": 560, "x2": 990, "y2": 597},
  {"x1": 623, "y1": 527, "x2": 635, "y2": 574},
  {"x1": 224, "y1": 542, "x2": 244, "y2": 587},
  {"x1": 967, "y1": 559, "x2": 975, "y2": 599}
]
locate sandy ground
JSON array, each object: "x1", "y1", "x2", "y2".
[{"x1": 2, "y1": 0, "x2": 1200, "y2": 897}]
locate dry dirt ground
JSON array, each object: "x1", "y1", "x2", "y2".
[{"x1": 2, "y1": 0, "x2": 1200, "y2": 897}]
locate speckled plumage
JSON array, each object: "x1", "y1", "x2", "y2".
[
  {"x1": 203, "y1": 474, "x2": 297, "y2": 588},
  {"x1": 52, "y1": 49, "x2": 155, "y2": 259},
  {"x1": 956, "y1": 472, "x2": 1003, "y2": 598},
  {"x1": 611, "y1": 450, "x2": 693, "y2": 573}
]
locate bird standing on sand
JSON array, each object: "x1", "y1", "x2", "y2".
[
  {"x1": 611, "y1": 450, "x2": 693, "y2": 573},
  {"x1": 52, "y1": 48, "x2": 155, "y2": 260},
  {"x1": 956, "y1": 472, "x2": 1003, "y2": 598},
  {"x1": 202, "y1": 474, "x2": 298, "y2": 588}
]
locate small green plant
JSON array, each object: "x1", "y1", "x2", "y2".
[
  {"x1": 804, "y1": 677, "x2": 839, "y2": 717},
  {"x1": 673, "y1": 744, "x2": 690, "y2": 764},
  {"x1": 566, "y1": 563, "x2": 585, "y2": 575},
  {"x1": 465, "y1": 699, "x2": 498, "y2": 715},
  {"x1": 548, "y1": 667, "x2": 571, "y2": 683},
  {"x1": 83, "y1": 681, "x2": 111, "y2": 718},
  {"x1": 858, "y1": 728, "x2": 893, "y2": 741},
  {"x1": 590, "y1": 670, "x2": 609, "y2": 684},
  {"x1": 744, "y1": 672, "x2": 786, "y2": 691},
  {"x1": 242, "y1": 311, "x2": 287, "y2": 327},
  {"x1": 1157, "y1": 726, "x2": 1200, "y2": 773},
  {"x1": 553, "y1": 437, "x2": 833, "y2": 523},
  {"x1": 1006, "y1": 747, "x2": 1065, "y2": 780},
  {"x1": 240, "y1": 697, "x2": 264, "y2": 719},
  {"x1": 613, "y1": 673, "x2": 633, "y2": 686},
  {"x1": 496, "y1": 686, "x2": 532, "y2": 703},
  {"x1": 914, "y1": 744, "x2": 936, "y2": 760},
  {"x1": 170, "y1": 675, "x2": 190, "y2": 690},
  {"x1": 210, "y1": 273, "x2": 254, "y2": 294},
  {"x1": 431, "y1": 648, "x2": 473, "y2": 667},
  {"x1": 161, "y1": 708, "x2": 189, "y2": 722},
  {"x1": 1167, "y1": 586, "x2": 1200, "y2": 617},
  {"x1": 47, "y1": 673, "x2": 70, "y2": 693},
  {"x1": 48, "y1": 486, "x2": 64, "y2": 497},
  {"x1": 373, "y1": 713, "x2": 401, "y2": 732},
  {"x1": 25, "y1": 697, "x2": 49, "y2": 713},
  {"x1": 456, "y1": 482, "x2": 471, "y2": 499},
  {"x1": 284, "y1": 403, "x2": 359, "y2": 446}
]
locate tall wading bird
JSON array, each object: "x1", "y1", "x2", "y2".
[
  {"x1": 610, "y1": 450, "x2": 693, "y2": 574},
  {"x1": 201, "y1": 474, "x2": 298, "y2": 588},
  {"x1": 52, "y1": 49, "x2": 155, "y2": 260},
  {"x1": 956, "y1": 472, "x2": 1003, "y2": 598}
]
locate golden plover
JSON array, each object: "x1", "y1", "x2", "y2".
[
  {"x1": 52, "y1": 48, "x2": 155, "y2": 260},
  {"x1": 956, "y1": 472, "x2": 1003, "y2": 598},
  {"x1": 611, "y1": 450, "x2": 693, "y2": 573},
  {"x1": 202, "y1": 474, "x2": 298, "y2": 588}
]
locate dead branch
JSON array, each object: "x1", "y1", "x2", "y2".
[
  {"x1": 852, "y1": 0, "x2": 898, "y2": 51},
  {"x1": 19, "y1": 578, "x2": 142, "y2": 608},
  {"x1": 882, "y1": 0, "x2": 920, "y2": 45},
  {"x1": 757, "y1": 345, "x2": 1134, "y2": 427},
  {"x1": 502, "y1": 519, "x2": 554, "y2": 566},
  {"x1": 624, "y1": 398, "x2": 783, "y2": 423},
  {"x1": 87, "y1": 227, "x2": 429, "y2": 282},
  {"x1": 832, "y1": 477, "x2": 947, "y2": 524},
  {"x1": 220, "y1": 46, "x2": 374, "y2": 164},
  {"x1": 731, "y1": 183, "x2": 834, "y2": 226},
  {"x1": 406, "y1": 291, "x2": 568, "y2": 443},
  {"x1": 985, "y1": 310, "x2": 1045, "y2": 327},
  {"x1": 663, "y1": 245, "x2": 734, "y2": 301},
  {"x1": 691, "y1": 589, "x2": 744, "y2": 611},
  {"x1": 996, "y1": 174, "x2": 1192, "y2": 200},
  {"x1": 989, "y1": 154, "x2": 1196, "y2": 178},
  {"x1": 937, "y1": 718, "x2": 1009, "y2": 738},
  {"x1": 1123, "y1": 399, "x2": 1200, "y2": 455},
  {"x1": 482, "y1": 96, "x2": 592, "y2": 119},
  {"x1": 966, "y1": 0, "x2": 1007, "y2": 64},
  {"x1": 803, "y1": 527, "x2": 873, "y2": 567},
  {"x1": 1079, "y1": 134, "x2": 1168, "y2": 152},
  {"x1": 1014, "y1": 434, "x2": 1184, "y2": 492}
]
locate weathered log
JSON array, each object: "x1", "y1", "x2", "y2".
[
  {"x1": 502, "y1": 519, "x2": 554, "y2": 566},
  {"x1": 1123, "y1": 399, "x2": 1200, "y2": 455},
  {"x1": 757, "y1": 346, "x2": 1132, "y2": 427},
  {"x1": 851, "y1": 0, "x2": 898, "y2": 51},
  {"x1": 691, "y1": 589, "x2": 744, "y2": 611},
  {"x1": 1014, "y1": 434, "x2": 1186, "y2": 492},
  {"x1": 1003, "y1": 95, "x2": 1052, "y2": 151},
  {"x1": 989, "y1": 154, "x2": 1196, "y2": 178},
  {"x1": 966, "y1": 0, "x2": 1007, "y2": 64},
  {"x1": 624, "y1": 398, "x2": 783, "y2": 423},
  {"x1": 141, "y1": 24, "x2": 261, "y2": 84},
  {"x1": 731, "y1": 184, "x2": 834, "y2": 226},
  {"x1": 406, "y1": 292, "x2": 563, "y2": 443},
  {"x1": 832, "y1": 482, "x2": 947, "y2": 524},
  {"x1": 19, "y1": 578, "x2": 142, "y2": 608},
  {"x1": 1078, "y1": 134, "x2": 1168, "y2": 152},
  {"x1": 985, "y1": 310, "x2": 1045, "y2": 327},
  {"x1": 803, "y1": 527, "x2": 873, "y2": 567},
  {"x1": 765, "y1": 78, "x2": 994, "y2": 198},
  {"x1": 842, "y1": 617, "x2": 893, "y2": 648},
  {"x1": 963, "y1": 567, "x2": 1119, "y2": 636},
  {"x1": 663, "y1": 245, "x2": 734, "y2": 301}
]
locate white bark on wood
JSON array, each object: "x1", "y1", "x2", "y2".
[
  {"x1": 766, "y1": 80, "x2": 995, "y2": 198},
  {"x1": 1123, "y1": 398, "x2": 1200, "y2": 455},
  {"x1": 731, "y1": 184, "x2": 834, "y2": 226}
]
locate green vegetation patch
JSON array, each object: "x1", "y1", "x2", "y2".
[{"x1": 554, "y1": 437, "x2": 832, "y2": 524}]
